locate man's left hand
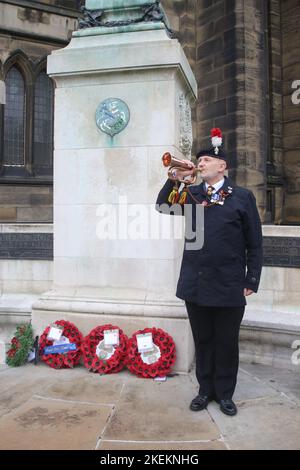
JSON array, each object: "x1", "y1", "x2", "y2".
[{"x1": 244, "y1": 288, "x2": 254, "y2": 296}]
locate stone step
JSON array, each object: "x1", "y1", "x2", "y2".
[
  {"x1": 240, "y1": 309, "x2": 300, "y2": 369},
  {"x1": 1, "y1": 297, "x2": 300, "y2": 369}
]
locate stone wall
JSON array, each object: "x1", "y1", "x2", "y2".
[
  {"x1": 267, "y1": 0, "x2": 284, "y2": 224},
  {"x1": 1, "y1": 0, "x2": 300, "y2": 225},
  {"x1": 162, "y1": 0, "x2": 197, "y2": 72},
  {"x1": 195, "y1": 0, "x2": 237, "y2": 155},
  {"x1": 161, "y1": 0, "x2": 300, "y2": 225},
  {"x1": 37, "y1": 0, "x2": 82, "y2": 8},
  {"x1": 0, "y1": 223, "x2": 53, "y2": 364},
  {"x1": 0, "y1": 186, "x2": 53, "y2": 223},
  {"x1": 235, "y1": 0, "x2": 269, "y2": 217},
  {"x1": 161, "y1": 0, "x2": 198, "y2": 150},
  {"x1": 281, "y1": 0, "x2": 300, "y2": 224},
  {"x1": 0, "y1": 1, "x2": 80, "y2": 223},
  {"x1": 194, "y1": 1, "x2": 267, "y2": 217}
]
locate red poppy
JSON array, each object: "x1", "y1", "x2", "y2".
[
  {"x1": 39, "y1": 320, "x2": 83, "y2": 369},
  {"x1": 82, "y1": 324, "x2": 128, "y2": 374},
  {"x1": 125, "y1": 327, "x2": 176, "y2": 379}
]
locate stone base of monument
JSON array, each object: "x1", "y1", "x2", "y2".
[
  {"x1": 30, "y1": 294, "x2": 300, "y2": 372},
  {"x1": 240, "y1": 310, "x2": 300, "y2": 369},
  {"x1": 29, "y1": 1, "x2": 198, "y2": 373},
  {"x1": 32, "y1": 293, "x2": 194, "y2": 372},
  {"x1": 240, "y1": 226, "x2": 300, "y2": 370},
  {"x1": 30, "y1": 224, "x2": 300, "y2": 371},
  {"x1": 28, "y1": 2, "x2": 300, "y2": 373}
]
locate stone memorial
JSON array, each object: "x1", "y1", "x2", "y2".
[{"x1": 31, "y1": 0, "x2": 197, "y2": 371}]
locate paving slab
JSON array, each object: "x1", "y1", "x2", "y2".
[
  {"x1": 0, "y1": 362, "x2": 299, "y2": 450},
  {"x1": 0, "y1": 396, "x2": 112, "y2": 450},
  {"x1": 0, "y1": 363, "x2": 86, "y2": 394},
  {"x1": 233, "y1": 368, "x2": 278, "y2": 401},
  {"x1": 189, "y1": 365, "x2": 278, "y2": 402},
  {"x1": 43, "y1": 371, "x2": 127, "y2": 405},
  {"x1": 240, "y1": 363, "x2": 300, "y2": 403},
  {"x1": 0, "y1": 363, "x2": 50, "y2": 394},
  {"x1": 0, "y1": 364, "x2": 91, "y2": 418},
  {"x1": 97, "y1": 439, "x2": 227, "y2": 450},
  {"x1": 207, "y1": 396, "x2": 300, "y2": 450},
  {"x1": 101, "y1": 374, "x2": 220, "y2": 443}
]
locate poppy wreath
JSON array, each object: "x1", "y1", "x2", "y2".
[
  {"x1": 82, "y1": 324, "x2": 128, "y2": 374},
  {"x1": 39, "y1": 320, "x2": 83, "y2": 369},
  {"x1": 126, "y1": 327, "x2": 176, "y2": 378},
  {"x1": 6, "y1": 323, "x2": 34, "y2": 367}
]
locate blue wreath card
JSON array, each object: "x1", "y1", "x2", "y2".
[{"x1": 43, "y1": 343, "x2": 76, "y2": 355}]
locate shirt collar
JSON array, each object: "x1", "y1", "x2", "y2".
[{"x1": 204, "y1": 177, "x2": 225, "y2": 193}]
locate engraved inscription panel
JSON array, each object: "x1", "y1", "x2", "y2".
[
  {"x1": 263, "y1": 237, "x2": 300, "y2": 268},
  {"x1": 0, "y1": 233, "x2": 53, "y2": 260}
]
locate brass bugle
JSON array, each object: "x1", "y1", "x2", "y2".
[{"x1": 162, "y1": 152, "x2": 200, "y2": 184}]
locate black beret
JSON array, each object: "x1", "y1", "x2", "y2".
[{"x1": 196, "y1": 148, "x2": 227, "y2": 161}]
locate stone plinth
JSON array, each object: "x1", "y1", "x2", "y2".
[
  {"x1": 242, "y1": 225, "x2": 300, "y2": 368},
  {"x1": 31, "y1": 23, "x2": 197, "y2": 372}
]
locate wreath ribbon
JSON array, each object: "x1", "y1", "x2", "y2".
[{"x1": 39, "y1": 320, "x2": 83, "y2": 369}]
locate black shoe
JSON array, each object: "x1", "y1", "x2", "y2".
[
  {"x1": 189, "y1": 394, "x2": 212, "y2": 411},
  {"x1": 219, "y1": 399, "x2": 237, "y2": 416}
]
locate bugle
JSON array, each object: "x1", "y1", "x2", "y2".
[{"x1": 162, "y1": 152, "x2": 200, "y2": 184}]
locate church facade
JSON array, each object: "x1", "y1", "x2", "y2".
[
  {"x1": 0, "y1": 0, "x2": 299, "y2": 225},
  {"x1": 0, "y1": 1, "x2": 299, "y2": 368},
  {"x1": 164, "y1": 0, "x2": 300, "y2": 226},
  {"x1": 0, "y1": 0, "x2": 81, "y2": 223}
]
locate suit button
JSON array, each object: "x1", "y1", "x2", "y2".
[
  {"x1": 198, "y1": 271, "x2": 202, "y2": 275},
  {"x1": 251, "y1": 277, "x2": 256, "y2": 283}
]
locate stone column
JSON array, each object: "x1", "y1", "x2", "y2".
[
  {"x1": 233, "y1": 1, "x2": 269, "y2": 218},
  {"x1": 281, "y1": 0, "x2": 300, "y2": 224},
  {"x1": 31, "y1": 0, "x2": 197, "y2": 372},
  {"x1": 267, "y1": 0, "x2": 284, "y2": 225}
]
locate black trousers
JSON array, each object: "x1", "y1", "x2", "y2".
[{"x1": 186, "y1": 301, "x2": 245, "y2": 400}]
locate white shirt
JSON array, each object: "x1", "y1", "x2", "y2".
[{"x1": 204, "y1": 178, "x2": 225, "y2": 193}]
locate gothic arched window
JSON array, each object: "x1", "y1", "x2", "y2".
[
  {"x1": 0, "y1": 53, "x2": 54, "y2": 182},
  {"x1": 3, "y1": 67, "x2": 25, "y2": 167}
]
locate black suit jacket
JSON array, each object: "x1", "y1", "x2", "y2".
[{"x1": 156, "y1": 176, "x2": 263, "y2": 307}]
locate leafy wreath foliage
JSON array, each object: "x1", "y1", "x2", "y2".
[{"x1": 6, "y1": 323, "x2": 34, "y2": 367}]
